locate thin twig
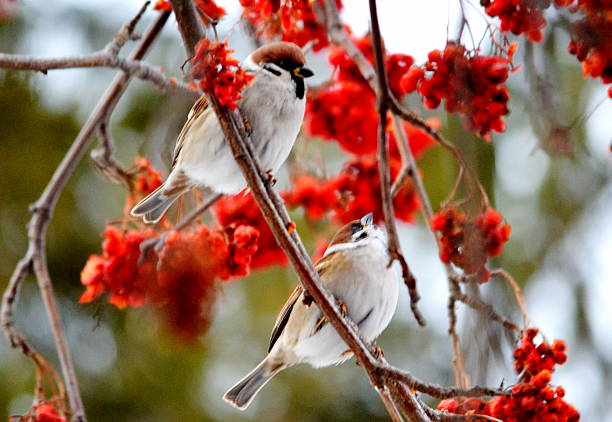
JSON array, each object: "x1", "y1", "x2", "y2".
[
  {"x1": 368, "y1": 0, "x2": 425, "y2": 327},
  {"x1": 381, "y1": 365, "x2": 505, "y2": 399},
  {"x1": 1, "y1": 10, "x2": 172, "y2": 422},
  {"x1": 138, "y1": 192, "x2": 223, "y2": 259},
  {"x1": 389, "y1": 381, "x2": 432, "y2": 422},
  {"x1": 91, "y1": 121, "x2": 132, "y2": 188},
  {"x1": 0, "y1": 4, "x2": 196, "y2": 100},
  {"x1": 490, "y1": 269, "x2": 530, "y2": 329}
]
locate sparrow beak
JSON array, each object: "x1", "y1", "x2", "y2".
[
  {"x1": 293, "y1": 66, "x2": 314, "y2": 78},
  {"x1": 361, "y1": 213, "x2": 374, "y2": 226}
]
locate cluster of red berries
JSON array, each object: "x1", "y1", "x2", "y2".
[
  {"x1": 429, "y1": 206, "x2": 511, "y2": 281},
  {"x1": 153, "y1": 0, "x2": 226, "y2": 24},
  {"x1": 11, "y1": 402, "x2": 67, "y2": 422},
  {"x1": 81, "y1": 158, "x2": 264, "y2": 340},
  {"x1": 568, "y1": 14, "x2": 612, "y2": 97},
  {"x1": 284, "y1": 154, "x2": 421, "y2": 224},
  {"x1": 240, "y1": 0, "x2": 340, "y2": 51},
  {"x1": 306, "y1": 34, "x2": 426, "y2": 154},
  {"x1": 131, "y1": 157, "x2": 164, "y2": 199},
  {"x1": 191, "y1": 39, "x2": 254, "y2": 110},
  {"x1": 481, "y1": 0, "x2": 551, "y2": 42},
  {"x1": 80, "y1": 223, "x2": 259, "y2": 340},
  {"x1": 403, "y1": 43, "x2": 512, "y2": 137},
  {"x1": 305, "y1": 81, "x2": 379, "y2": 155},
  {"x1": 437, "y1": 329, "x2": 580, "y2": 422},
  {"x1": 213, "y1": 193, "x2": 288, "y2": 269}
]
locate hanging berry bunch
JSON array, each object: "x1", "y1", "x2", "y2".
[
  {"x1": 80, "y1": 158, "x2": 262, "y2": 341},
  {"x1": 191, "y1": 39, "x2": 254, "y2": 109},
  {"x1": 401, "y1": 42, "x2": 513, "y2": 137},
  {"x1": 480, "y1": 0, "x2": 552, "y2": 42},
  {"x1": 213, "y1": 193, "x2": 288, "y2": 269},
  {"x1": 240, "y1": 0, "x2": 341, "y2": 51},
  {"x1": 437, "y1": 328, "x2": 580, "y2": 421},
  {"x1": 429, "y1": 206, "x2": 511, "y2": 281}
]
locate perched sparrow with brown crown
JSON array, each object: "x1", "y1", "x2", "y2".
[
  {"x1": 131, "y1": 42, "x2": 314, "y2": 223},
  {"x1": 223, "y1": 213, "x2": 401, "y2": 410}
]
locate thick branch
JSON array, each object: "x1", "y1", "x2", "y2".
[{"x1": 1, "y1": 10, "x2": 172, "y2": 422}]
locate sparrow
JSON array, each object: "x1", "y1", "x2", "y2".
[
  {"x1": 223, "y1": 213, "x2": 401, "y2": 410},
  {"x1": 131, "y1": 42, "x2": 314, "y2": 223}
]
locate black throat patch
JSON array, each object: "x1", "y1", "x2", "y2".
[{"x1": 291, "y1": 75, "x2": 305, "y2": 100}]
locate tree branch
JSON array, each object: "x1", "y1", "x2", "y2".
[
  {"x1": 0, "y1": 4, "x2": 197, "y2": 100},
  {"x1": 368, "y1": 0, "x2": 425, "y2": 328},
  {"x1": 0, "y1": 9, "x2": 172, "y2": 422}
]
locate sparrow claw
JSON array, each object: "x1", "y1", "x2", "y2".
[
  {"x1": 372, "y1": 344, "x2": 385, "y2": 359},
  {"x1": 336, "y1": 299, "x2": 348, "y2": 317},
  {"x1": 265, "y1": 170, "x2": 277, "y2": 186},
  {"x1": 241, "y1": 115, "x2": 253, "y2": 135}
]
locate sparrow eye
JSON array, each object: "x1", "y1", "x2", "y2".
[{"x1": 351, "y1": 222, "x2": 363, "y2": 234}]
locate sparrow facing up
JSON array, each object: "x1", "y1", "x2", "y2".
[
  {"x1": 223, "y1": 213, "x2": 401, "y2": 410},
  {"x1": 131, "y1": 42, "x2": 314, "y2": 223}
]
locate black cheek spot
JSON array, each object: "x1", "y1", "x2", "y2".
[{"x1": 357, "y1": 232, "x2": 368, "y2": 241}]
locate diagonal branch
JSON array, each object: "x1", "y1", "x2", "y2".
[{"x1": 1, "y1": 9, "x2": 172, "y2": 422}]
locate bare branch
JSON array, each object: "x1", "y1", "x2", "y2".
[
  {"x1": 0, "y1": 3, "x2": 196, "y2": 100},
  {"x1": 490, "y1": 268, "x2": 530, "y2": 329},
  {"x1": 91, "y1": 121, "x2": 132, "y2": 188},
  {"x1": 381, "y1": 365, "x2": 506, "y2": 399},
  {"x1": 138, "y1": 192, "x2": 223, "y2": 260},
  {"x1": 0, "y1": 10, "x2": 172, "y2": 422},
  {"x1": 368, "y1": 0, "x2": 425, "y2": 327}
]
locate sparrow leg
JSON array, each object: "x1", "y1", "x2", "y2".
[
  {"x1": 265, "y1": 170, "x2": 277, "y2": 186},
  {"x1": 335, "y1": 298, "x2": 348, "y2": 317},
  {"x1": 241, "y1": 114, "x2": 253, "y2": 135},
  {"x1": 312, "y1": 298, "x2": 348, "y2": 335},
  {"x1": 372, "y1": 344, "x2": 385, "y2": 359}
]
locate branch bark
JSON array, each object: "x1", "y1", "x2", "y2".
[
  {"x1": 1, "y1": 9, "x2": 172, "y2": 422},
  {"x1": 0, "y1": 4, "x2": 196, "y2": 100}
]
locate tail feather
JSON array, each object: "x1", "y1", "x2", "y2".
[
  {"x1": 223, "y1": 359, "x2": 283, "y2": 410},
  {"x1": 130, "y1": 184, "x2": 185, "y2": 224}
]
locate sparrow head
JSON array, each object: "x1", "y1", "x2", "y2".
[
  {"x1": 325, "y1": 213, "x2": 387, "y2": 256},
  {"x1": 245, "y1": 42, "x2": 314, "y2": 99}
]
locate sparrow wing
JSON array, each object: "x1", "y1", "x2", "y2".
[
  {"x1": 171, "y1": 95, "x2": 210, "y2": 169},
  {"x1": 268, "y1": 285, "x2": 302, "y2": 352},
  {"x1": 267, "y1": 253, "x2": 344, "y2": 352}
]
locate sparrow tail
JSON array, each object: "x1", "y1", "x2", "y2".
[
  {"x1": 130, "y1": 183, "x2": 185, "y2": 224},
  {"x1": 223, "y1": 358, "x2": 283, "y2": 410}
]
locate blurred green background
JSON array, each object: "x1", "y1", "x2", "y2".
[{"x1": 1, "y1": 1, "x2": 611, "y2": 421}]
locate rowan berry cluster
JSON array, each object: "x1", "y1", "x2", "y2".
[
  {"x1": 284, "y1": 154, "x2": 421, "y2": 224},
  {"x1": 429, "y1": 206, "x2": 511, "y2": 281},
  {"x1": 480, "y1": 0, "x2": 551, "y2": 42},
  {"x1": 79, "y1": 223, "x2": 259, "y2": 340},
  {"x1": 568, "y1": 15, "x2": 612, "y2": 97},
  {"x1": 437, "y1": 329, "x2": 580, "y2": 422},
  {"x1": 240, "y1": 0, "x2": 341, "y2": 51},
  {"x1": 153, "y1": 0, "x2": 226, "y2": 24},
  {"x1": 306, "y1": 34, "x2": 427, "y2": 154},
  {"x1": 131, "y1": 157, "x2": 164, "y2": 199},
  {"x1": 402, "y1": 43, "x2": 512, "y2": 137},
  {"x1": 80, "y1": 158, "x2": 262, "y2": 340},
  {"x1": 213, "y1": 193, "x2": 288, "y2": 269},
  {"x1": 191, "y1": 39, "x2": 254, "y2": 110},
  {"x1": 10, "y1": 403, "x2": 67, "y2": 422}
]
